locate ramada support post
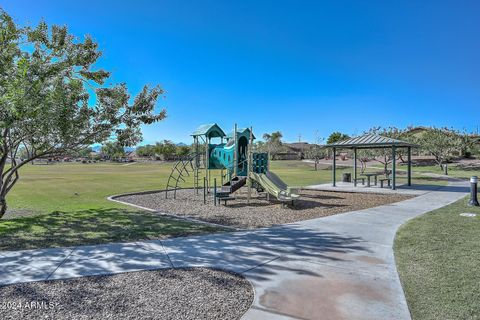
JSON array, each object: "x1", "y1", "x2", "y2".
[
  {"x1": 332, "y1": 147, "x2": 336, "y2": 187},
  {"x1": 353, "y1": 147, "x2": 357, "y2": 182},
  {"x1": 407, "y1": 146, "x2": 412, "y2": 186},
  {"x1": 392, "y1": 145, "x2": 396, "y2": 190}
]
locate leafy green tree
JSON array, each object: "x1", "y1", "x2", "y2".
[
  {"x1": 102, "y1": 142, "x2": 125, "y2": 161},
  {"x1": 176, "y1": 145, "x2": 191, "y2": 158},
  {"x1": 136, "y1": 144, "x2": 156, "y2": 158},
  {"x1": 0, "y1": 10, "x2": 166, "y2": 217},
  {"x1": 152, "y1": 140, "x2": 177, "y2": 160},
  {"x1": 326, "y1": 132, "x2": 350, "y2": 144},
  {"x1": 459, "y1": 130, "x2": 475, "y2": 158},
  {"x1": 416, "y1": 127, "x2": 462, "y2": 175},
  {"x1": 160, "y1": 140, "x2": 177, "y2": 160},
  {"x1": 263, "y1": 131, "x2": 283, "y2": 159},
  {"x1": 253, "y1": 141, "x2": 267, "y2": 153},
  {"x1": 365, "y1": 127, "x2": 404, "y2": 174},
  {"x1": 76, "y1": 147, "x2": 93, "y2": 158}
]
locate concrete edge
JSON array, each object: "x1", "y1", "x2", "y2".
[{"x1": 107, "y1": 193, "x2": 239, "y2": 231}]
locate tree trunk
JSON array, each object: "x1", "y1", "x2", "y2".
[{"x1": 0, "y1": 197, "x2": 7, "y2": 219}]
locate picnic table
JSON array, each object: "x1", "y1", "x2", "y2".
[{"x1": 362, "y1": 173, "x2": 381, "y2": 187}]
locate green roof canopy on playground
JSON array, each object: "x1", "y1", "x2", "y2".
[
  {"x1": 325, "y1": 134, "x2": 418, "y2": 190},
  {"x1": 226, "y1": 128, "x2": 256, "y2": 140},
  {"x1": 191, "y1": 123, "x2": 226, "y2": 139}
]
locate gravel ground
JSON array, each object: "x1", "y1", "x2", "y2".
[
  {"x1": 117, "y1": 188, "x2": 413, "y2": 229},
  {"x1": 0, "y1": 268, "x2": 253, "y2": 320}
]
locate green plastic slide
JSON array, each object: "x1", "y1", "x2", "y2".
[{"x1": 250, "y1": 171, "x2": 300, "y2": 202}]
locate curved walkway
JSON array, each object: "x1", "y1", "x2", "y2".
[{"x1": 0, "y1": 181, "x2": 468, "y2": 319}]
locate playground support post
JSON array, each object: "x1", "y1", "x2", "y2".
[
  {"x1": 203, "y1": 177, "x2": 206, "y2": 204},
  {"x1": 247, "y1": 126, "x2": 253, "y2": 204},
  {"x1": 214, "y1": 178, "x2": 217, "y2": 206},
  {"x1": 233, "y1": 123, "x2": 238, "y2": 177},
  {"x1": 194, "y1": 136, "x2": 199, "y2": 194},
  {"x1": 206, "y1": 136, "x2": 210, "y2": 192}
]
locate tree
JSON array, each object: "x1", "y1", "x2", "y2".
[
  {"x1": 263, "y1": 131, "x2": 283, "y2": 160},
  {"x1": 326, "y1": 132, "x2": 350, "y2": 159},
  {"x1": 155, "y1": 140, "x2": 177, "y2": 160},
  {"x1": 305, "y1": 131, "x2": 325, "y2": 170},
  {"x1": 363, "y1": 127, "x2": 408, "y2": 175},
  {"x1": 176, "y1": 145, "x2": 191, "y2": 158},
  {"x1": 253, "y1": 141, "x2": 267, "y2": 153},
  {"x1": 75, "y1": 147, "x2": 93, "y2": 159},
  {"x1": 416, "y1": 127, "x2": 462, "y2": 175},
  {"x1": 102, "y1": 142, "x2": 125, "y2": 161},
  {"x1": 327, "y1": 132, "x2": 350, "y2": 144},
  {"x1": 459, "y1": 130, "x2": 475, "y2": 158},
  {"x1": 136, "y1": 144, "x2": 156, "y2": 158},
  {"x1": 0, "y1": 10, "x2": 166, "y2": 217},
  {"x1": 357, "y1": 149, "x2": 372, "y2": 174}
]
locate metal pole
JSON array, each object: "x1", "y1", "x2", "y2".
[
  {"x1": 392, "y1": 146, "x2": 396, "y2": 190},
  {"x1": 247, "y1": 127, "x2": 253, "y2": 204},
  {"x1": 195, "y1": 136, "x2": 199, "y2": 195},
  {"x1": 332, "y1": 147, "x2": 336, "y2": 187},
  {"x1": 203, "y1": 177, "x2": 206, "y2": 204},
  {"x1": 214, "y1": 178, "x2": 217, "y2": 206},
  {"x1": 206, "y1": 136, "x2": 210, "y2": 192},
  {"x1": 353, "y1": 148, "x2": 357, "y2": 182},
  {"x1": 407, "y1": 147, "x2": 412, "y2": 186},
  {"x1": 469, "y1": 176, "x2": 479, "y2": 206},
  {"x1": 233, "y1": 123, "x2": 238, "y2": 177}
]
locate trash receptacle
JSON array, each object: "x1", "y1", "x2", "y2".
[{"x1": 342, "y1": 173, "x2": 351, "y2": 182}]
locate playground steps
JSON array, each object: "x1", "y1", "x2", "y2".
[{"x1": 220, "y1": 176, "x2": 247, "y2": 194}]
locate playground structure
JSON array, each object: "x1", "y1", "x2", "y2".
[{"x1": 165, "y1": 123, "x2": 300, "y2": 205}]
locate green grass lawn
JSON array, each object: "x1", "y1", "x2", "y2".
[
  {"x1": 394, "y1": 197, "x2": 480, "y2": 320},
  {"x1": 269, "y1": 160, "x2": 351, "y2": 186},
  {"x1": 407, "y1": 163, "x2": 479, "y2": 180},
  {"x1": 274, "y1": 160, "x2": 450, "y2": 186},
  {"x1": 2, "y1": 162, "x2": 225, "y2": 251},
  {"x1": 8, "y1": 162, "x2": 189, "y2": 214},
  {"x1": 7, "y1": 160, "x2": 453, "y2": 215},
  {"x1": 7, "y1": 160, "x2": 346, "y2": 216},
  {"x1": 370, "y1": 162, "x2": 479, "y2": 180},
  {"x1": 0, "y1": 208, "x2": 220, "y2": 251},
  {"x1": 0, "y1": 160, "x2": 455, "y2": 251}
]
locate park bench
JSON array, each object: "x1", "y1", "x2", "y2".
[
  {"x1": 379, "y1": 170, "x2": 392, "y2": 188},
  {"x1": 217, "y1": 196, "x2": 236, "y2": 206},
  {"x1": 379, "y1": 178, "x2": 391, "y2": 188},
  {"x1": 353, "y1": 177, "x2": 365, "y2": 186}
]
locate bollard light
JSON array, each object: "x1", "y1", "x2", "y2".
[{"x1": 469, "y1": 176, "x2": 479, "y2": 207}]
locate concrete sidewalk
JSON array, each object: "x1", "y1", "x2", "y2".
[{"x1": 0, "y1": 180, "x2": 468, "y2": 320}]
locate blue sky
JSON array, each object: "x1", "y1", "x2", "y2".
[{"x1": 3, "y1": 0, "x2": 480, "y2": 144}]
